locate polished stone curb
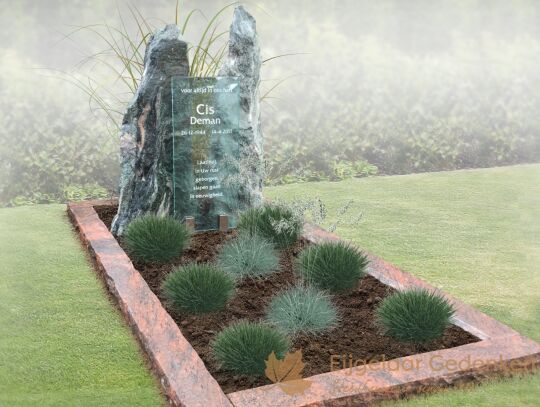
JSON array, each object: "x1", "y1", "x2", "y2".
[
  {"x1": 68, "y1": 200, "x2": 540, "y2": 407},
  {"x1": 67, "y1": 200, "x2": 232, "y2": 407}
]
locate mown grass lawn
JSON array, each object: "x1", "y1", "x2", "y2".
[
  {"x1": 0, "y1": 164, "x2": 538, "y2": 406},
  {"x1": 267, "y1": 163, "x2": 540, "y2": 406},
  {"x1": 0, "y1": 205, "x2": 165, "y2": 406}
]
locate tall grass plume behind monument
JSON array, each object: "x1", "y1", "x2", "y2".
[{"x1": 65, "y1": 2, "x2": 238, "y2": 130}]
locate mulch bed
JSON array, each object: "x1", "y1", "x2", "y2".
[{"x1": 96, "y1": 205, "x2": 479, "y2": 394}]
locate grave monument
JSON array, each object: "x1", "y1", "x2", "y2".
[{"x1": 111, "y1": 6, "x2": 262, "y2": 235}]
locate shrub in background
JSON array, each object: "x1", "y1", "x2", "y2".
[
  {"x1": 297, "y1": 241, "x2": 368, "y2": 293},
  {"x1": 217, "y1": 233, "x2": 279, "y2": 279},
  {"x1": 211, "y1": 321, "x2": 290, "y2": 376},
  {"x1": 238, "y1": 204, "x2": 303, "y2": 250},
  {"x1": 63, "y1": 184, "x2": 110, "y2": 202},
  {"x1": 266, "y1": 285, "x2": 338, "y2": 336},
  {"x1": 331, "y1": 160, "x2": 378, "y2": 180},
  {"x1": 162, "y1": 264, "x2": 235, "y2": 314},
  {"x1": 264, "y1": 30, "x2": 540, "y2": 184},
  {"x1": 376, "y1": 289, "x2": 455, "y2": 344},
  {"x1": 266, "y1": 159, "x2": 378, "y2": 186},
  {"x1": 298, "y1": 241, "x2": 368, "y2": 293},
  {"x1": 0, "y1": 52, "x2": 118, "y2": 206},
  {"x1": 124, "y1": 215, "x2": 190, "y2": 263}
]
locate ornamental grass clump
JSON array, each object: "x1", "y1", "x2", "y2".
[
  {"x1": 238, "y1": 204, "x2": 303, "y2": 249},
  {"x1": 266, "y1": 285, "x2": 338, "y2": 336},
  {"x1": 162, "y1": 264, "x2": 234, "y2": 314},
  {"x1": 124, "y1": 214, "x2": 190, "y2": 263},
  {"x1": 297, "y1": 241, "x2": 368, "y2": 293},
  {"x1": 376, "y1": 289, "x2": 455, "y2": 344},
  {"x1": 211, "y1": 321, "x2": 290, "y2": 376},
  {"x1": 216, "y1": 233, "x2": 280, "y2": 279}
]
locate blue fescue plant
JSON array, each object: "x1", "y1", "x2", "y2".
[
  {"x1": 211, "y1": 321, "x2": 290, "y2": 376},
  {"x1": 237, "y1": 203, "x2": 303, "y2": 250},
  {"x1": 297, "y1": 241, "x2": 368, "y2": 293},
  {"x1": 162, "y1": 263, "x2": 235, "y2": 314},
  {"x1": 266, "y1": 285, "x2": 338, "y2": 336},
  {"x1": 124, "y1": 214, "x2": 190, "y2": 263},
  {"x1": 376, "y1": 289, "x2": 455, "y2": 344},
  {"x1": 216, "y1": 233, "x2": 280, "y2": 279}
]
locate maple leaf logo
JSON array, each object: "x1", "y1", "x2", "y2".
[{"x1": 264, "y1": 350, "x2": 312, "y2": 395}]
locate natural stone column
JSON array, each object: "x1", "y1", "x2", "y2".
[
  {"x1": 218, "y1": 6, "x2": 263, "y2": 208},
  {"x1": 111, "y1": 25, "x2": 189, "y2": 235}
]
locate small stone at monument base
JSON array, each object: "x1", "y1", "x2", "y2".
[
  {"x1": 219, "y1": 215, "x2": 229, "y2": 232},
  {"x1": 184, "y1": 217, "x2": 195, "y2": 230}
]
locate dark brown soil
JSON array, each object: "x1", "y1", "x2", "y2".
[{"x1": 95, "y1": 205, "x2": 479, "y2": 393}]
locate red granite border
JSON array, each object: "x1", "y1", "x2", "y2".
[
  {"x1": 67, "y1": 200, "x2": 540, "y2": 407},
  {"x1": 67, "y1": 200, "x2": 232, "y2": 407}
]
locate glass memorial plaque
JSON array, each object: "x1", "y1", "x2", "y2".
[{"x1": 171, "y1": 77, "x2": 241, "y2": 231}]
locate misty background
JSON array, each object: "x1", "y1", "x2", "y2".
[{"x1": 1, "y1": 0, "x2": 539, "y2": 205}]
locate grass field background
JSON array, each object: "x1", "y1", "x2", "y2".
[{"x1": 0, "y1": 164, "x2": 538, "y2": 406}]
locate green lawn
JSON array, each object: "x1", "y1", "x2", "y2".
[
  {"x1": 267, "y1": 163, "x2": 540, "y2": 406},
  {"x1": 0, "y1": 205, "x2": 164, "y2": 406},
  {"x1": 1, "y1": 164, "x2": 538, "y2": 406}
]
